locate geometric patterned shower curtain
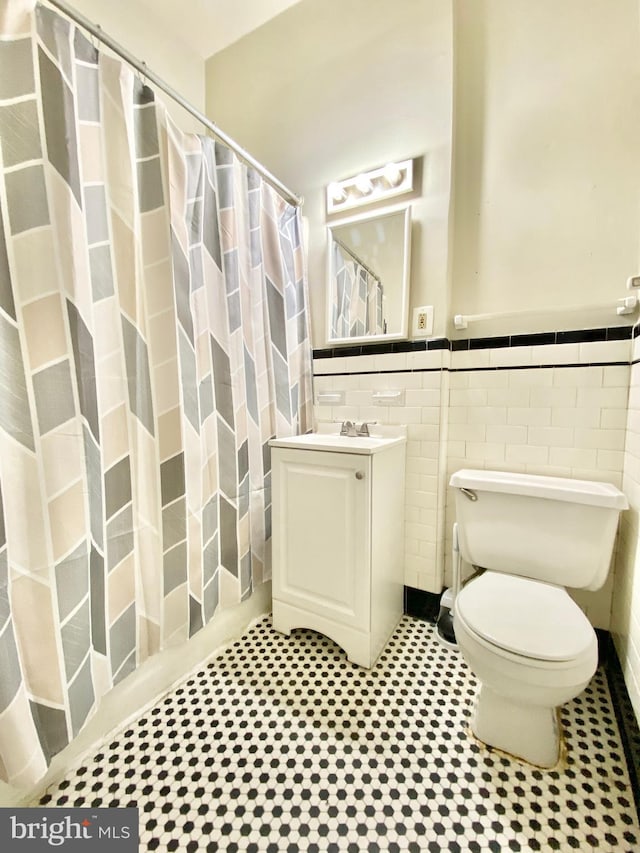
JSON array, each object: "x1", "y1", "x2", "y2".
[
  {"x1": 0, "y1": 0, "x2": 312, "y2": 788},
  {"x1": 330, "y1": 240, "x2": 383, "y2": 338}
]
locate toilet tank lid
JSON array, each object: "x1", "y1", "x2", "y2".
[{"x1": 449, "y1": 469, "x2": 628, "y2": 510}]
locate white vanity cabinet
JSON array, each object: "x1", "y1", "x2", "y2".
[{"x1": 269, "y1": 432, "x2": 406, "y2": 668}]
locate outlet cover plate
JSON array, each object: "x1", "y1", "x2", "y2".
[{"x1": 413, "y1": 305, "x2": 434, "y2": 337}]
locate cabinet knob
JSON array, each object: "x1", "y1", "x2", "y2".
[{"x1": 355, "y1": 470, "x2": 365, "y2": 480}]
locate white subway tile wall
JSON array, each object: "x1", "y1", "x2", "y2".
[
  {"x1": 445, "y1": 354, "x2": 630, "y2": 628},
  {"x1": 613, "y1": 332, "x2": 640, "y2": 722},
  {"x1": 313, "y1": 336, "x2": 631, "y2": 628},
  {"x1": 314, "y1": 349, "x2": 446, "y2": 591}
]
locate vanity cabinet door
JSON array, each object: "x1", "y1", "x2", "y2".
[{"x1": 272, "y1": 448, "x2": 371, "y2": 632}]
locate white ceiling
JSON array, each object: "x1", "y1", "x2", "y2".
[{"x1": 136, "y1": 0, "x2": 304, "y2": 59}]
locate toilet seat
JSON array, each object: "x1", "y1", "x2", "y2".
[{"x1": 455, "y1": 572, "x2": 595, "y2": 663}]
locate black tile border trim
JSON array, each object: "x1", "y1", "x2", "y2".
[
  {"x1": 314, "y1": 361, "x2": 630, "y2": 379},
  {"x1": 313, "y1": 325, "x2": 632, "y2": 361},
  {"x1": 405, "y1": 587, "x2": 640, "y2": 812},
  {"x1": 598, "y1": 630, "x2": 640, "y2": 819}
]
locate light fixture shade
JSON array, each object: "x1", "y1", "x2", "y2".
[{"x1": 326, "y1": 159, "x2": 413, "y2": 215}]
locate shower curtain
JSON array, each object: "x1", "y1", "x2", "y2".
[
  {"x1": 0, "y1": 0, "x2": 312, "y2": 787},
  {"x1": 331, "y1": 241, "x2": 383, "y2": 338}
]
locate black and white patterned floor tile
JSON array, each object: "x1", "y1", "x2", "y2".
[{"x1": 39, "y1": 615, "x2": 639, "y2": 852}]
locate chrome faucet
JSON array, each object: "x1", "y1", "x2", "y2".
[
  {"x1": 339, "y1": 420, "x2": 377, "y2": 437},
  {"x1": 356, "y1": 421, "x2": 377, "y2": 436},
  {"x1": 340, "y1": 420, "x2": 358, "y2": 436}
]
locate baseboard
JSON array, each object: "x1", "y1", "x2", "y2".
[
  {"x1": 598, "y1": 630, "x2": 640, "y2": 819},
  {"x1": 404, "y1": 586, "x2": 441, "y2": 623}
]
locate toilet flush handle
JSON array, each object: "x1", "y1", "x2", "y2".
[{"x1": 460, "y1": 487, "x2": 478, "y2": 501}]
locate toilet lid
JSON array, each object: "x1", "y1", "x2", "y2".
[{"x1": 455, "y1": 573, "x2": 594, "y2": 662}]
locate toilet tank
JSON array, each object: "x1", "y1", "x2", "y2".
[{"x1": 450, "y1": 469, "x2": 628, "y2": 591}]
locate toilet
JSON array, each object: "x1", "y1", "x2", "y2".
[{"x1": 449, "y1": 468, "x2": 628, "y2": 768}]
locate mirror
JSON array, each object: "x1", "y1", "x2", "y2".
[{"x1": 326, "y1": 204, "x2": 411, "y2": 344}]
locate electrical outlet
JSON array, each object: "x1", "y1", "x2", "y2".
[{"x1": 412, "y1": 305, "x2": 433, "y2": 337}]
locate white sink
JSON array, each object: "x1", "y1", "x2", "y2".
[{"x1": 269, "y1": 427, "x2": 406, "y2": 455}]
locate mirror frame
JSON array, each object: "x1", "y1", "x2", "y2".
[{"x1": 325, "y1": 203, "x2": 411, "y2": 347}]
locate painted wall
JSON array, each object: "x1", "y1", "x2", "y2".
[
  {"x1": 205, "y1": 0, "x2": 454, "y2": 348},
  {"x1": 65, "y1": 0, "x2": 205, "y2": 130},
  {"x1": 131, "y1": 0, "x2": 305, "y2": 62},
  {"x1": 451, "y1": 0, "x2": 640, "y2": 337},
  {"x1": 203, "y1": 0, "x2": 640, "y2": 345}
]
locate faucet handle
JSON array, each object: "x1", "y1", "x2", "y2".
[
  {"x1": 356, "y1": 421, "x2": 377, "y2": 436},
  {"x1": 340, "y1": 419, "x2": 354, "y2": 435}
]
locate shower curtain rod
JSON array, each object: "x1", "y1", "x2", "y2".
[
  {"x1": 334, "y1": 237, "x2": 381, "y2": 284},
  {"x1": 45, "y1": 0, "x2": 303, "y2": 207}
]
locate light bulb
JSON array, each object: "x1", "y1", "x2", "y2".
[
  {"x1": 354, "y1": 174, "x2": 373, "y2": 195},
  {"x1": 382, "y1": 162, "x2": 402, "y2": 187},
  {"x1": 328, "y1": 182, "x2": 347, "y2": 203}
]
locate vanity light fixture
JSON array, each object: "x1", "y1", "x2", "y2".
[{"x1": 326, "y1": 159, "x2": 413, "y2": 215}]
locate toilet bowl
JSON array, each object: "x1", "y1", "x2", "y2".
[
  {"x1": 454, "y1": 572, "x2": 598, "y2": 767},
  {"x1": 449, "y1": 469, "x2": 627, "y2": 768}
]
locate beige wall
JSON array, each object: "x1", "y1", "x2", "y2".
[
  {"x1": 204, "y1": 0, "x2": 640, "y2": 345},
  {"x1": 451, "y1": 0, "x2": 640, "y2": 337},
  {"x1": 205, "y1": 0, "x2": 455, "y2": 347},
  {"x1": 67, "y1": 0, "x2": 205, "y2": 130}
]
